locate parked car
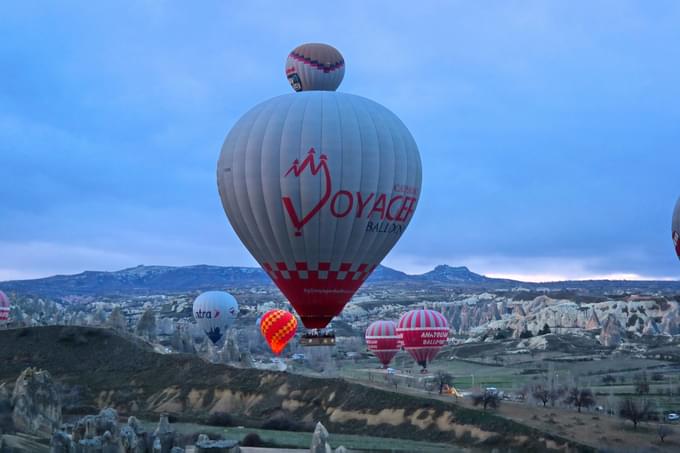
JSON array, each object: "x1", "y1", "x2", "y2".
[
  {"x1": 667, "y1": 413, "x2": 679, "y2": 421},
  {"x1": 386, "y1": 368, "x2": 397, "y2": 374}
]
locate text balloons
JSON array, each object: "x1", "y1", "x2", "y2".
[
  {"x1": 365, "y1": 320, "x2": 401, "y2": 367},
  {"x1": 193, "y1": 291, "x2": 238, "y2": 345},
  {"x1": 673, "y1": 197, "x2": 680, "y2": 260},
  {"x1": 0, "y1": 291, "x2": 9, "y2": 324},
  {"x1": 260, "y1": 309, "x2": 298, "y2": 355},
  {"x1": 397, "y1": 309, "x2": 449, "y2": 370},
  {"x1": 285, "y1": 43, "x2": 345, "y2": 92}
]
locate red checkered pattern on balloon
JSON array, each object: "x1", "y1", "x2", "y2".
[{"x1": 262, "y1": 262, "x2": 377, "y2": 282}]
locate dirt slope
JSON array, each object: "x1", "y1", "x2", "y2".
[{"x1": 0, "y1": 326, "x2": 590, "y2": 452}]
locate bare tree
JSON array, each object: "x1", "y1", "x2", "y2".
[
  {"x1": 472, "y1": 391, "x2": 501, "y2": 410},
  {"x1": 107, "y1": 306, "x2": 126, "y2": 332},
  {"x1": 532, "y1": 385, "x2": 550, "y2": 407},
  {"x1": 619, "y1": 398, "x2": 652, "y2": 430},
  {"x1": 135, "y1": 308, "x2": 156, "y2": 341},
  {"x1": 657, "y1": 424, "x2": 674, "y2": 443},
  {"x1": 564, "y1": 387, "x2": 596, "y2": 413}
]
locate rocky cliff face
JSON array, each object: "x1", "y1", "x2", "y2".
[
  {"x1": 441, "y1": 294, "x2": 680, "y2": 341},
  {"x1": 599, "y1": 314, "x2": 625, "y2": 347},
  {"x1": 11, "y1": 367, "x2": 61, "y2": 437}
]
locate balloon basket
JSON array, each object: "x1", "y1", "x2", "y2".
[{"x1": 300, "y1": 332, "x2": 336, "y2": 346}]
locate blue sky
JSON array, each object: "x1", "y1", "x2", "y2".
[{"x1": 1, "y1": 1, "x2": 679, "y2": 282}]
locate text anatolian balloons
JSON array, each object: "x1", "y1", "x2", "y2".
[
  {"x1": 285, "y1": 43, "x2": 345, "y2": 92},
  {"x1": 193, "y1": 291, "x2": 238, "y2": 345},
  {"x1": 0, "y1": 291, "x2": 9, "y2": 324},
  {"x1": 260, "y1": 309, "x2": 298, "y2": 355},
  {"x1": 673, "y1": 197, "x2": 680, "y2": 261},
  {"x1": 218, "y1": 44, "x2": 422, "y2": 329},
  {"x1": 397, "y1": 309, "x2": 449, "y2": 370},
  {"x1": 365, "y1": 320, "x2": 402, "y2": 367}
]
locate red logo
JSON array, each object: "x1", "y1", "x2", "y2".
[
  {"x1": 282, "y1": 148, "x2": 418, "y2": 237},
  {"x1": 282, "y1": 148, "x2": 332, "y2": 236}
]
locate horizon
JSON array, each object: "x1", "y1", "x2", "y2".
[
  {"x1": 2, "y1": 2, "x2": 680, "y2": 283},
  {"x1": 2, "y1": 261, "x2": 678, "y2": 285}
]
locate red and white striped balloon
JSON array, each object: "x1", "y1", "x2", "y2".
[
  {"x1": 673, "y1": 197, "x2": 680, "y2": 261},
  {"x1": 365, "y1": 320, "x2": 402, "y2": 367},
  {"x1": 397, "y1": 309, "x2": 448, "y2": 370},
  {"x1": 0, "y1": 291, "x2": 10, "y2": 324}
]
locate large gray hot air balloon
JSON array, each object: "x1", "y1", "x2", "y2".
[
  {"x1": 673, "y1": 197, "x2": 680, "y2": 261},
  {"x1": 217, "y1": 43, "x2": 422, "y2": 332},
  {"x1": 193, "y1": 291, "x2": 239, "y2": 345}
]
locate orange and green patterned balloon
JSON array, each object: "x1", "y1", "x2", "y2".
[{"x1": 260, "y1": 309, "x2": 298, "y2": 355}]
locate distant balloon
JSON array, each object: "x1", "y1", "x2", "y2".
[
  {"x1": 285, "y1": 43, "x2": 345, "y2": 92},
  {"x1": 673, "y1": 197, "x2": 680, "y2": 260},
  {"x1": 260, "y1": 309, "x2": 298, "y2": 355},
  {"x1": 365, "y1": 320, "x2": 402, "y2": 367},
  {"x1": 0, "y1": 291, "x2": 9, "y2": 324},
  {"x1": 397, "y1": 309, "x2": 449, "y2": 370},
  {"x1": 193, "y1": 291, "x2": 238, "y2": 345},
  {"x1": 218, "y1": 45, "x2": 422, "y2": 329}
]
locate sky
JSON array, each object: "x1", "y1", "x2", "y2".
[{"x1": 1, "y1": 1, "x2": 680, "y2": 282}]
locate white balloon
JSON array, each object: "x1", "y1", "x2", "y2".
[
  {"x1": 217, "y1": 91, "x2": 421, "y2": 328},
  {"x1": 193, "y1": 291, "x2": 239, "y2": 344}
]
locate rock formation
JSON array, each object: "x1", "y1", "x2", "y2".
[
  {"x1": 310, "y1": 421, "x2": 331, "y2": 453},
  {"x1": 642, "y1": 318, "x2": 661, "y2": 336},
  {"x1": 153, "y1": 413, "x2": 176, "y2": 453},
  {"x1": 11, "y1": 367, "x2": 62, "y2": 437},
  {"x1": 599, "y1": 314, "x2": 625, "y2": 347},
  {"x1": 585, "y1": 310, "x2": 601, "y2": 331}
]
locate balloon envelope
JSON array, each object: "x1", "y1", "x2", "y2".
[
  {"x1": 397, "y1": 309, "x2": 448, "y2": 369},
  {"x1": 0, "y1": 291, "x2": 9, "y2": 324},
  {"x1": 217, "y1": 91, "x2": 421, "y2": 328},
  {"x1": 285, "y1": 43, "x2": 345, "y2": 92},
  {"x1": 365, "y1": 320, "x2": 402, "y2": 367},
  {"x1": 673, "y1": 197, "x2": 680, "y2": 260},
  {"x1": 260, "y1": 309, "x2": 298, "y2": 355},
  {"x1": 193, "y1": 291, "x2": 238, "y2": 345}
]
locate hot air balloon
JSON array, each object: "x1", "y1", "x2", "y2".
[
  {"x1": 365, "y1": 320, "x2": 402, "y2": 368},
  {"x1": 260, "y1": 309, "x2": 298, "y2": 355},
  {"x1": 397, "y1": 309, "x2": 449, "y2": 372},
  {"x1": 193, "y1": 291, "x2": 238, "y2": 345},
  {"x1": 285, "y1": 43, "x2": 345, "y2": 92},
  {"x1": 217, "y1": 43, "x2": 422, "y2": 341},
  {"x1": 0, "y1": 291, "x2": 9, "y2": 325},
  {"x1": 673, "y1": 197, "x2": 680, "y2": 260}
]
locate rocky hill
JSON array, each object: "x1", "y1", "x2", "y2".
[
  {"x1": 0, "y1": 326, "x2": 587, "y2": 451},
  {"x1": 2, "y1": 264, "x2": 680, "y2": 298}
]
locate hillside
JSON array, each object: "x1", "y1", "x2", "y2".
[
  {"x1": 2, "y1": 264, "x2": 679, "y2": 298},
  {"x1": 0, "y1": 326, "x2": 588, "y2": 452}
]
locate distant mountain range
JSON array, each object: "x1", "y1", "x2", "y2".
[{"x1": 1, "y1": 263, "x2": 679, "y2": 297}]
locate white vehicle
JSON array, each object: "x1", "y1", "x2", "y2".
[
  {"x1": 667, "y1": 413, "x2": 679, "y2": 421},
  {"x1": 386, "y1": 368, "x2": 397, "y2": 375}
]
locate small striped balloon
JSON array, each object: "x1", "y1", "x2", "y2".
[
  {"x1": 0, "y1": 291, "x2": 9, "y2": 324},
  {"x1": 397, "y1": 309, "x2": 449, "y2": 370},
  {"x1": 365, "y1": 320, "x2": 402, "y2": 367},
  {"x1": 285, "y1": 43, "x2": 345, "y2": 92},
  {"x1": 260, "y1": 309, "x2": 298, "y2": 355}
]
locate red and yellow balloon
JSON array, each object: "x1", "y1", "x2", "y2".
[{"x1": 260, "y1": 309, "x2": 298, "y2": 355}]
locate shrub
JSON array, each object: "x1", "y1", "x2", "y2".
[
  {"x1": 206, "y1": 412, "x2": 234, "y2": 427},
  {"x1": 241, "y1": 433, "x2": 264, "y2": 447},
  {"x1": 262, "y1": 414, "x2": 305, "y2": 432}
]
